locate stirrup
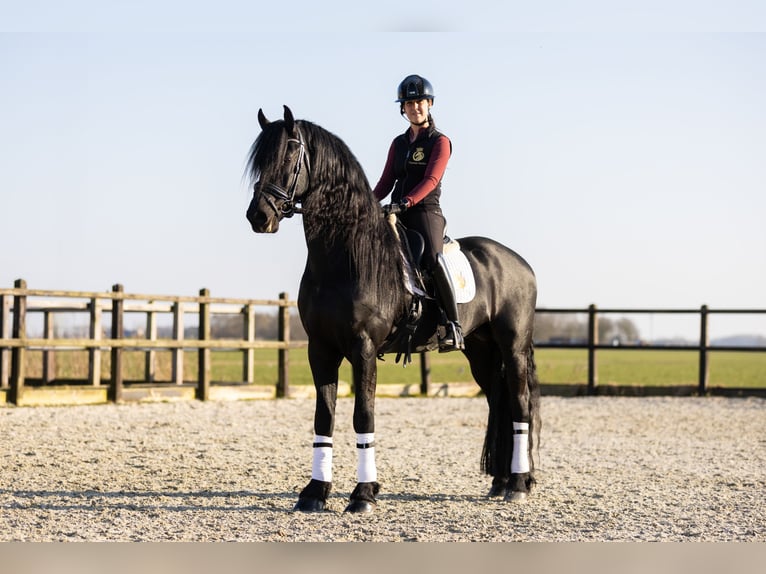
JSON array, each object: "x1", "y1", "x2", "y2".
[{"x1": 438, "y1": 322, "x2": 465, "y2": 353}]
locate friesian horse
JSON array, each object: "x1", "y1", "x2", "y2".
[{"x1": 245, "y1": 106, "x2": 540, "y2": 513}]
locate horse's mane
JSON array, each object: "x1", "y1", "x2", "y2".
[{"x1": 247, "y1": 119, "x2": 407, "y2": 315}]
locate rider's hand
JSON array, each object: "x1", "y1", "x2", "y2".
[{"x1": 382, "y1": 200, "x2": 409, "y2": 216}]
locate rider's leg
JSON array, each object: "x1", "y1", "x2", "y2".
[
  {"x1": 432, "y1": 253, "x2": 465, "y2": 352},
  {"x1": 400, "y1": 206, "x2": 463, "y2": 351}
]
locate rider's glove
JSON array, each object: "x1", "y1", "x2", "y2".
[{"x1": 382, "y1": 199, "x2": 409, "y2": 216}]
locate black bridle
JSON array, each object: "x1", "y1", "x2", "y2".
[{"x1": 255, "y1": 130, "x2": 309, "y2": 218}]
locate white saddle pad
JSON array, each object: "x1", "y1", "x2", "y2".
[{"x1": 442, "y1": 239, "x2": 476, "y2": 303}]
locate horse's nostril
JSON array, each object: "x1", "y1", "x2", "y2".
[{"x1": 247, "y1": 210, "x2": 277, "y2": 233}]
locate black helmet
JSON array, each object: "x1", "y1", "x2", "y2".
[{"x1": 396, "y1": 74, "x2": 435, "y2": 102}]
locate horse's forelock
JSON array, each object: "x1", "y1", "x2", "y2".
[{"x1": 246, "y1": 120, "x2": 290, "y2": 185}]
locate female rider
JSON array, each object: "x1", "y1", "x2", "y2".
[{"x1": 372, "y1": 74, "x2": 464, "y2": 352}]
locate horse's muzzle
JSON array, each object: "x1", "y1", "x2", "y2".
[
  {"x1": 247, "y1": 185, "x2": 287, "y2": 233},
  {"x1": 246, "y1": 204, "x2": 279, "y2": 234}
]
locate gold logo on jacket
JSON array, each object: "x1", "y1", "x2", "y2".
[{"x1": 412, "y1": 148, "x2": 425, "y2": 162}]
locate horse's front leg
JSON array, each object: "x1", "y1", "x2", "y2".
[
  {"x1": 344, "y1": 335, "x2": 380, "y2": 513},
  {"x1": 294, "y1": 343, "x2": 342, "y2": 512}
]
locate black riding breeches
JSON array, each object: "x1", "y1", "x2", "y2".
[{"x1": 399, "y1": 205, "x2": 445, "y2": 272}]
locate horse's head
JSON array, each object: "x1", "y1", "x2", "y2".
[{"x1": 246, "y1": 106, "x2": 310, "y2": 233}]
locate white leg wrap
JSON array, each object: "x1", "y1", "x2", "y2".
[
  {"x1": 356, "y1": 432, "x2": 377, "y2": 483},
  {"x1": 311, "y1": 435, "x2": 333, "y2": 482},
  {"x1": 511, "y1": 422, "x2": 530, "y2": 474}
]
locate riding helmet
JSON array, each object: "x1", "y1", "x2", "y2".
[{"x1": 396, "y1": 74, "x2": 435, "y2": 102}]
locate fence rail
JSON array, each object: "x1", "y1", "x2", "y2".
[
  {"x1": 2, "y1": 280, "x2": 765, "y2": 405},
  {"x1": 535, "y1": 304, "x2": 766, "y2": 394},
  {"x1": 1, "y1": 279, "x2": 303, "y2": 405}
]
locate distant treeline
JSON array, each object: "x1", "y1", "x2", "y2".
[
  {"x1": 50, "y1": 309, "x2": 635, "y2": 345},
  {"x1": 204, "y1": 312, "x2": 641, "y2": 346},
  {"x1": 533, "y1": 314, "x2": 641, "y2": 345},
  {"x1": 165, "y1": 313, "x2": 309, "y2": 341}
]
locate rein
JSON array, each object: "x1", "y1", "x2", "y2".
[{"x1": 256, "y1": 130, "x2": 309, "y2": 218}]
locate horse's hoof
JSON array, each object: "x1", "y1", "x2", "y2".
[
  {"x1": 504, "y1": 490, "x2": 528, "y2": 503},
  {"x1": 488, "y1": 477, "x2": 509, "y2": 497},
  {"x1": 487, "y1": 484, "x2": 506, "y2": 498},
  {"x1": 293, "y1": 498, "x2": 328, "y2": 512},
  {"x1": 344, "y1": 499, "x2": 375, "y2": 514}
]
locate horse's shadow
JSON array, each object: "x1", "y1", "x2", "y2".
[
  {"x1": 0, "y1": 488, "x2": 294, "y2": 513},
  {"x1": 1, "y1": 488, "x2": 485, "y2": 513}
]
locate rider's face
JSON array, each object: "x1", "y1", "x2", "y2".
[{"x1": 403, "y1": 98, "x2": 432, "y2": 126}]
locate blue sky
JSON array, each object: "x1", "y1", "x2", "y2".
[{"x1": 2, "y1": 2, "x2": 765, "y2": 339}]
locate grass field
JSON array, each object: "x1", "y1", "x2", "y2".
[
  {"x1": 535, "y1": 348, "x2": 766, "y2": 388},
  {"x1": 22, "y1": 347, "x2": 766, "y2": 389}
]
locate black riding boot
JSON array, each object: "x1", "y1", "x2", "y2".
[{"x1": 432, "y1": 254, "x2": 465, "y2": 353}]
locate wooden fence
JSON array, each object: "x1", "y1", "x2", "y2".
[
  {"x1": 0, "y1": 279, "x2": 302, "y2": 406},
  {"x1": 535, "y1": 304, "x2": 766, "y2": 395},
  {"x1": 1, "y1": 280, "x2": 765, "y2": 405}
]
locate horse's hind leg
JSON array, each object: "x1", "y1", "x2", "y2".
[
  {"x1": 504, "y1": 346, "x2": 539, "y2": 502},
  {"x1": 468, "y1": 333, "x2": 538, "y2": 502},
  {"x1": 294, "y1": 343, "x2": 342, "y2": 512},
  {"x1": 464, "y1": 335, "x2": 510, "y2": 497}
]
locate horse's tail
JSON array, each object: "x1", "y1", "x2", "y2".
[
  {"x1": 481, "y1": 346, "x2": 541, "y2": 484},
  {"x1": 480, "y1": 347, "x2": 508, "y2": 477},
  {"x1": 527, "y1": 347, "x2": 542, "y2": 485}
]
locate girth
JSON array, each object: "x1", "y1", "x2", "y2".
[{"x1": 377, "y1": 296, "x2": 423, "y2": 366}]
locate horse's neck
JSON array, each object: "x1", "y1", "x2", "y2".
[
  {"x1": 304, "y1": 236, "x2": 349, "y2": 273},
  {"x1": 302, "y1": 211, "x2": 405, "y2": 297}
]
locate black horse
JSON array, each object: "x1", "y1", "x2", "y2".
[{"x1": 246, "y1": 106, "x2": 540, "y2": 513}]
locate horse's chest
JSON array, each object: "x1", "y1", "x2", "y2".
[{"x1": 299, "y1": 288, "x2": 390, "y2": 339}]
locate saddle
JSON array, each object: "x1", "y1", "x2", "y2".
[
  {"x1": 379, "y1": 219, "x2": 426, "y2": 365},
  {"x1": 397, "y1": 222, "x2": 427, "y2": 294},
  {"x1": 392, "y1": 218, "x2": 476, "y2": 303}
]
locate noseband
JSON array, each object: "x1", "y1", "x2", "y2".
[{"x1": 256, "y1": 131, "x2": 309, "y2": 218}]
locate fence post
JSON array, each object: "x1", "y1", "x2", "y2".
[
  {"x1": 88, "y1": 297, "x2": 102, "y2": 386},
  {"x1": 277, "y1": 292, "x2": 290, "y2": 398},
  {"x1": 43, "y1": 310, "x2": 56, "y2": 384},
  {"x1": 9, "y1": 279, "x2": 27, "y2": 404},
  {"x1": 197, "y1": 288, "x2": 211, "y2": 401},
  {"x1": 0, "y1": 293, "x2": 11, "y2": 389},
  {"x1": 243, "y1": 303, "x2": 255, "y2": 384},
  {"x1": 144, "y1": 308, "x2": 157, "y2": 383},
  {"x1": 172, "y1": 301, "x2": 184, "y2": 385},
  {"x1": 419, "y1": 352, "x2": 431, "y2": 395},
  {"x1": 698, "y1": 304, "x2": 709, "y2": 395},
  {"x1": 109, "y1": 284, "x2": 124, "y2": 403},
  {"x1": 587, "y1": 304, "x2": 598, "y2": 394}
]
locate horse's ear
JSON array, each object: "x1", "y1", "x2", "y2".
[
  {"x1": 258, "y1": 108, "x2": 269, "y2": 129},
  {"x1": 283, "y1": 105, "x2": 295, "y2": 132}
]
